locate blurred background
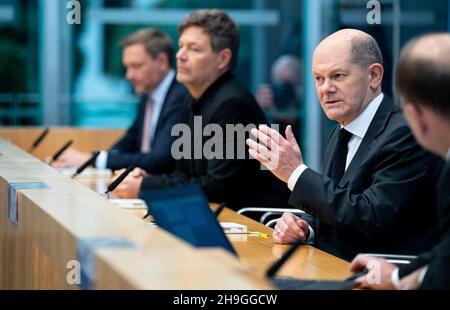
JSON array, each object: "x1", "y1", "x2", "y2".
[{"x1": 0, "y1": 0, "x2": 449, "y2": 170}]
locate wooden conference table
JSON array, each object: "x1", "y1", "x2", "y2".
[
  {"x1": 0, "y1": 127, "x2": 124, "y2": 161},
  {"x1": 0, "y1": 138, "x2": 350, "y2": 289}
]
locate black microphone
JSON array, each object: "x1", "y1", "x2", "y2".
[
  {"x1": 29, "y1": 127, "x2": 50, "y2": 153},
  {"x1": 266, "y1": 238, "x2": 305, "y2": 278},
  {"x1": 48, "y1": 139, "x2": 74, "y2": 165},
  {"x1": 105, "y1": 165, "x2": 134, "y2": 195},
  {"x1": 214, "y1": 203, "x2": 226, "y2": 217},
  {"x1": 71, "y1": 151, "x2": 100, "y2": 179}
]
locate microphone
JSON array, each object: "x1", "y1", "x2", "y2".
[
  {"x1": 28, "y1": 127, "x2": 50, "y2": 153},
  {"x1": 105, "y1": 165, "x2": 134, "y2": 195},
  {"x1": 265, "y1": 236, "x2": 368, "y2": 289},
  {"x1": 266, "y1": 238, "x2": 305, "y2": 278},
  {"x1": 71, "y1": 151, "x2": 100, "y2": 179},
  {"x1": 214, "y1": 203, "x2": 226, "y2": 217},
  {"x1": 48, "y1": 139, "x2": 74, "y2": 165}
]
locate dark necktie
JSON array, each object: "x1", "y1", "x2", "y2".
[{"x1": 329, "y1": 128, "x2": 353, "y2": 182}]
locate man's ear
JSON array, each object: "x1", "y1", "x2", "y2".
[
  {"x1": 413, "y1": 103, "x2": 430, "y2": 137},
  {"x1": 368, "y1": 63, "x2": 383, "y2": 90},
  {"x1": 406, "y1": 102, "x2": 429, "y2": 137},
  {"x1": 217, "y1": 48, "x2": 232, "y2": 71},
  {"x1": 156, "y1": 52, "x2": 170, "y2": 70}
]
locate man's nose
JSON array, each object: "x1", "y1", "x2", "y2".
[
  {"x1": 126, "y1": 69, "x2": 134, "y2": 80},
  {"x1": 176, "y1": 47, "x2": 186, "y2": 61},
  {"x1": 322, "y1": 78, "x2": 336, "y2": 93}
]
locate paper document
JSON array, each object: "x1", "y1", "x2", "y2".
[
  {"x1": 109, "y1": 198, "x2": 147, "y2": 209},
  {"x1": 220, "y1": 222, "x2": 247, "y2": 234}
]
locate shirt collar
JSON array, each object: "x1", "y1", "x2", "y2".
[
  {"x1": 446, "y1": 147, "x2": 450, "y2": 161},
  {"x1": 343, "y1": 93, "x2": 384, "y2": 139},
  {"x1": 148, "y1": 69, "x2": 175, "y2": 105},
  {"x1": 190, "y1": 71, "x2": 233, "y2": 110},
  {"x1": 197, "y1": 71, "x2": 232, "y2": 102}
]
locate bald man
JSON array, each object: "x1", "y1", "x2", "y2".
[
  {"x1": 351, "y1": 33, "x2": 450, "y2": 290},
  {"x1": 247, "y1": 29, "x2": 442, "y2": 260}
]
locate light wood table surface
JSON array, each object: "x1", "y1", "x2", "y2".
[
  {"x1": 76, "y1": 175, "x2": 352, "y2": 283},
  {"x1": 1, "y1": 138, "x2": 350, "y2": 289}
]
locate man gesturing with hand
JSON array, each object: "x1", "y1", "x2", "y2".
[{"x1": 247, "y1": 29, "x2": 442, "y2": 260}]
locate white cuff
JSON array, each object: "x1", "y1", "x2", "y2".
[
  {"x1": 287, "y1": 164, "x2": 308, "y2": 191},
  {"x1": 306, "y1": 225, "x2": 315, "y2": 244},
  {"x1": 391, "y1": 268, "x2": 401, "y2": 289},
  {"x1": 417, "y1": 265, "x2": 429, "y2": 287},
  {"x1": 95, "y1": 150, "x2": 108, "y2": 169}
]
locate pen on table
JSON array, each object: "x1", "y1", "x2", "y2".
[{"x1": 248, "y1": 231, "x2": 269, "y2": 238}]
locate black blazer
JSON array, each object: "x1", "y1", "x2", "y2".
[
  {"x1": 106, "y1": 76, "x2": 187, "y2": 173},
  {"x1": 399, "y1": 160, "x2": 450, "y2": 289},
  {"x1": 140, "y1": 72, "x2": 291, "y2": 210},
  {"x1": 289, "y1": 96, "x2": 443, "y2": 260}
]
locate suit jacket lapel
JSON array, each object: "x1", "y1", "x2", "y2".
[
  {"x1": 323, "y1": 126, "x2": 340, "y2": 177},
  {"x1": 152, "y1": 75, "x2": 176, "y2": 143},
  {"x1": 339, "y1": 97, "x2": 396, "y2": 186}
]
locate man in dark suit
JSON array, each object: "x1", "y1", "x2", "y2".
[
  {"x1": 113, "y1": 10, "x2": 290, "y2": 210},
  {"x1": 247, "y1": 29, "x2": 442, "y2": 260},
  {"x1": 51, "y1": 28, "x2": 186, "y2": 173},
  {"x1": 351, "y1": 33, "x2": 450, "y2": 290}
]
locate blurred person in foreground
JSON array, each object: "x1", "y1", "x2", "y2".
[{"x1": 351, "y1": 33, "x2": 450, "y2": 290}]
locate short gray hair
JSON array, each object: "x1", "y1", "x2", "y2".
[{"x1": 350, "y1": 35, "x2": 383, "y2": 68}]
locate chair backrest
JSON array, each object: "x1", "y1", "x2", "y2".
[{"x1": 237, "y1": 207, "x2": 305, "y2": 225}]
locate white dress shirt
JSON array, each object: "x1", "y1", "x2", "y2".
[
  {"x1": 447, "y1": 147, "x2": 450, "y2": 161},
  {"x1": 287, "y1": 93, "x2": 384, "y2": 242},
  {"x1": 96, "y1": 70, "x2": 176, "y2": 169},
  {"x1": 391, "y1": 265, "x2": 429, "y2": 289}
]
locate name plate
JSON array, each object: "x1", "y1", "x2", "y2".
[
  {"x1": 77, "y1": 237, "x2": 138, "y2": 290},
  {"x1": 8, "y1": 182, "x2": 49, "y2": 225}
]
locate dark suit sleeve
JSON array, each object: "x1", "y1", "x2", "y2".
[
  {"x1": 106, "y1": 98, "x2": 181, "y2": 173},
  {"x1": 299, "y1": 213, "x2": 317, "y2": 231},
  {"x1": 289, "y1": 125, "x2": 436, "y2": 240},
  {"x1": 420, "y1": 247, "x2": 450, "y2": 289},
  {"x1": 140, "y1": 98, "x2": 259, "y2": 203},
  {"x1": 399, "y1": 237, "x2": 450, "y2": 289},
  {"x1": 420, "y1": 185, "x2": 450, "y2": 289}
]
